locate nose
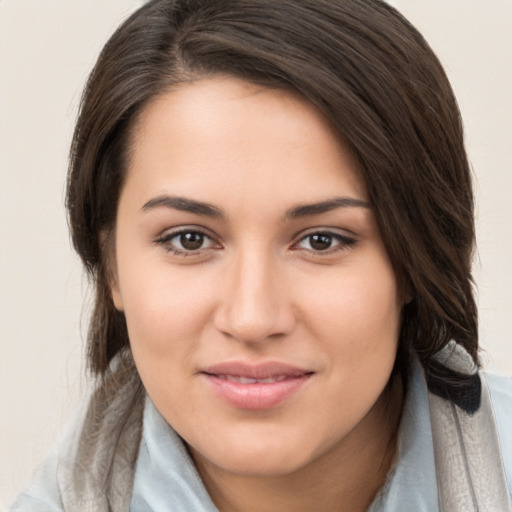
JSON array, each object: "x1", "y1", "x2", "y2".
[{"x1": 213, "y1": 249, "x2": 296, "y2": 344}]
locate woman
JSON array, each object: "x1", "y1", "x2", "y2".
[{"x1": 9, "y1": 0, "x2": 512, "y2": 511}]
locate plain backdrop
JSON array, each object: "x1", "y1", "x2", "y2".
[{"x1": 1, "y1": 0, "x2": 511, "y2": 508}]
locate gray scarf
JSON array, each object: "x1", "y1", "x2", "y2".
[{"x1": 57, "y1": 347, "x2": 511, "y2": 512}]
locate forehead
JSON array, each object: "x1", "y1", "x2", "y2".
[{"x1": 124, "y1": 76, "x2": 367, "y2": 211}]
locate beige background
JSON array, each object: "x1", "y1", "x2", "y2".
[{"x1": 1, "y1": 0, "x2": 511, "y2": 508}]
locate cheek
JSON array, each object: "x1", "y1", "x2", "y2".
[
  {"x1": 302, "y1": 260, "x2": 401, "y2": 370},
  {"x1": 116, "y1": 253, "x2": 216, "y2": 359},
  {"x1": 306, "y1": 262, "x2": 399, "y2": 331},
  {"x1": 309, "y1": 264, "x2": 400, "y2": 424},
  {"x1": 119, "y1": 266, "x2": 218, "y2": 411}
]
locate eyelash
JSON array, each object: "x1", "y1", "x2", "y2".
[
  {"x1": 154, "y1": 228, "x2": 357, "y2": 257},
  {"x1": 154, "y1": 228, "x2": 219, "y2": 256},
  {"x1": 293, "y1": 231, "x2": 357, "y2": 254}
]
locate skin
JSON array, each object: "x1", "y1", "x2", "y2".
[{"x1": 111, "y1": 76, "x2": 404, "y2": 512}]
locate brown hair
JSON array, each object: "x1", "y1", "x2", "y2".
[{"x1": 67, "y1": 0, "x2": 478, "y2": 393}]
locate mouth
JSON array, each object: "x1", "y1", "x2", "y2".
[
  {"x1": 210, "y1": 374, "x2": 296, "y2": 384},
  {"x1": 200, "y1": 361, "x2": 314, "y2": 410}
]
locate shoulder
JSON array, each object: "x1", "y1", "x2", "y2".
[
  {"x1": 6, "y1": 404, "x2": 86, "y2": 512},
  {"x1": 6, "y1": 449, "x2": 63, "y2": 511},
  {"x1": 486, "y1": 372, "x2": 512, "y2": 444},
  {"x1": 8, "y1": 361, "x2": 144, "y2": 512},
  {"x1": 485, "y1": 372, "x2": 512, "y2": 496}
]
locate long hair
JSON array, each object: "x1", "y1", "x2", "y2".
[{"x1": 66, "y1": 0, "x2": 477, "y2": 392}]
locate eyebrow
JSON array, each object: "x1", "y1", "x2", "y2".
[
  {"x1": 141, "y1": 195, "x2": 226, "y2": 219},
  {"x1": 141, "y1": 194, "x2": 370, "y2": 220},
  {"x1": 285, "y1": 197, "x2": 370, "y2": 220}
]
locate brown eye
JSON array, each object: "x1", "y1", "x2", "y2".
[
  {"x1": 295, "y1": 231, "x2": 357, "y2": 253},
  {"x1": 180, "y1": 232, "x2": 205, "y2": 250},
  {"x1": 156, "y1": 229, "x2": 217, "y2": 255},
  {"x1": 309, "y1": 234, "x2": 333, "y2": 251}
]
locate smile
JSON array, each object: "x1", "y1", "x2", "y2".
[
  {"x1": 214, "y1": 374, "x2": 292, "y2": 384},
  {"x1": 201, "y1": 361, "x2": 314, "y2": 410}
]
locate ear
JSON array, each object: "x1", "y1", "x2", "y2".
[
  {"x1": 110, "y1": 278, "x2": 124, "y2": 312},
  {"x1": 399, "y1": 277, "x2": 415, "y2": 306},
  {"x1": 403, "y1": 289, "x2": 415, "y2": 306},
  {"x1": 100, "y1": 230, "x2": 124, "y2": 312}
]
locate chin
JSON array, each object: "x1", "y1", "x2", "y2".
[
  {"x1": 189, "y1": 431, "x2": 328, "y2": 478},
  {"x1": 202, "y1": 452, "x2": 313, "y2": 478}
]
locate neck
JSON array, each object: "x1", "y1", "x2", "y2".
[{"x1": 192, "y1": 377, "x2": 404, "y2": 512}]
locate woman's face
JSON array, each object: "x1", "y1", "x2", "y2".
[{"x1": 111, "y1": 76, "x2": 402, "y2": 477}]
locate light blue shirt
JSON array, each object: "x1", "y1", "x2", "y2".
[
  {"x1": 129, "y1": 362, "x2": 512, "y2": 511},
  {"x1": 9, "y1": 363, "x2": 512, "y2": 511}
]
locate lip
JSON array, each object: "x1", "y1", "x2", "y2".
[{"x1": 200, "y1": 361, "x2": 314, "y2": 410}]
